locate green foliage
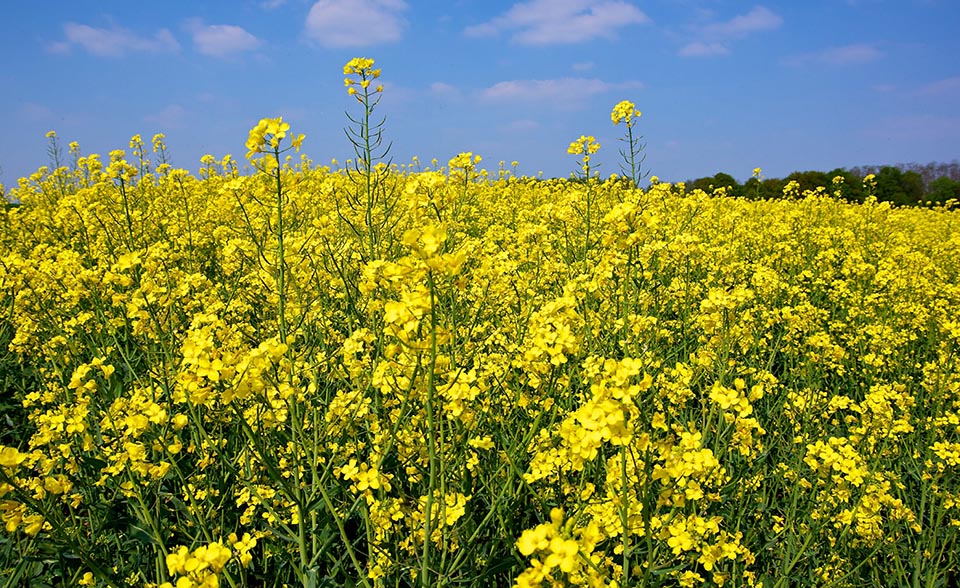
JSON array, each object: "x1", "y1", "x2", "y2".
[{"x1": 688, "y1": 162, "x2": 957, "y2": 207}]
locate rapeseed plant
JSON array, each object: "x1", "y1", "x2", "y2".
[
  {"x1": 611, "y1": 100, "x2": 647, "y2": 188},
  {"x1": 0, "y1": 58, "x2": 959, "y2": 588}
]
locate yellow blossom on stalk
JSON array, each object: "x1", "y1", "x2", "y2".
[
  {"x1": 229, "y1": 532, "x2": 258, "y2": 568},
  {"x1": 343, "y1": 57, "x2": 383, "y2": 100},
  {"x1": 567, "y1": 135, "x2": 600, "y2": 156},
  {"x1": 245, "y1": 117, "x2": 304, "y2": 161},
  {"x1": 611, "y1": 100, "x2": 641, "y2": 127},
  {"x1": 164, "y1": 542, "x2": 232, "y2": 588},
  {"x1": 568, "y1": 135, "x2": 601, "y2": 177},
  {"x1": 448, "y1": 152, "x2": 482, "y2": 173},
  {"x1": 344, "y1": 57, "x2": 376, "y2": 75}
]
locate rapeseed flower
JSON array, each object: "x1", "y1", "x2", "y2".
[{"x1": 611, "y1": 100, "x2": 641, "y2": 127}]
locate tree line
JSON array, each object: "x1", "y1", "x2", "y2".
[{"x1": 684, "y1": 160, "x2": 960, "y2": 206}]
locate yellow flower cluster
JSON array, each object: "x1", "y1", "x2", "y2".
[
  {"x1": 514, "y1": 508, "x2": 605, "y2": 588},
  {"x1": 244, "y1": 116, "x2": 304, "y2": 161},
  {"x1": 567, "y1": 134, "x2": 600, "y2": 156},
  {"x1": 343, "y1": 56, "x2": 383, "y2": 96},
  {"x1": 160, "y1": 542, "x2": 233, "y2": 588},
  {"x1": 610, "y1": 99, "x2": 641, "y2": 127}
]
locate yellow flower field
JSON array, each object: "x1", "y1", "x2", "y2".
[{"x1": 1, "y1": 60, "x2": 959, "y2": 588}]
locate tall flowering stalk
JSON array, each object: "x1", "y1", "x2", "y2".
[
  {"x1": 568, "y1": 135, "x2": 601, "y2": 263},
  {"x1": 342, "y1": 57, "x2": 396, "y2": 261},
  {"x1": 244, "y1": 116, "x2": 304, "y2": 349},
  {"x1": 611, "y1": 100, "x2": 647, "y2": 188}
]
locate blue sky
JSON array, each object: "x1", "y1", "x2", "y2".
[{"x1": 1, "y1": 0, "x2": 958, "y2": 187}]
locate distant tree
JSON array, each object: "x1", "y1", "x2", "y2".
[
  {"x1": 689, "y1": 176, "x2": 713, "y2": 193},
  {"x1": 786, "y1": 170, "x2": 831, "y2": 193},
  {"x1": 874, "y1": 166, "x2": 907, "y2": 205},
  {"x1": 928, "y1": 176, "x2": 960, "y2": 204},
  {"x1": 759, "y1": 178, "x2": 785, "y2": 200},
  {"x1": 826, "y1": 168, "x2": 864, "y2": 202},
  {"x1": 712, "y1": 172, "x2": 742, "y2": 196},
  {"x1": 848, "y1": 160, "x2": 960, "y2": 194},
  {"x1": 688, "y1": 172, "x2": 741, "y2": 195},
  {"x1": 685, "y1": 161, "x2": 957, "y2": 206},
  {"x1": 901, "y1": 171, "x2": 925, "y2": 205}
]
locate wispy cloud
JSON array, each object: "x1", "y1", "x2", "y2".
[
  {"x1": 20, "y1": 102, "x2": 57, "y2": 122},
  {"x1": 52, "y1": 22, "x2": 180, "y2": 57},
  {"x1": 701, "y1": 6, "x2": 782, "y2": 39},
  {"x1": 464, "y1": 0, "x2": 649, "y2": 45},
  {"x1": 679, "y1": 6, "x2": 782, "y2": 58},
  {"x1": 144, "y1": 104, "x2": 188, "y2": 128},
  {"x1": 429, "y1": 82, "x2": 461, "y2": 99},
  {"x1": 482, "y1": 77, "x2": 643, "y2": 110},
  {"x1": 783, "y1": 43, "x2": 883, "y2": 66},
  {"x1": 261, "y1": 0, "x2": 287, "y2": 8},
  {"x1": 915, "y1": 76, "x2": 960, "y2": 97},
  {"x1": 185, "y1": 19, "x2": 262, "y2": 58},
  {"x1": 571, "y1": 61, "x2": 595, "y2": 72},
  {"x1": 304, "y1": 0, "x2": 407, "y2": 47},
  {"x1": 678, "y1": 42, "x2": 729, "y2": 57}
]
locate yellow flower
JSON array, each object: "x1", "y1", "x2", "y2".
[
  {"x1": 0, "y1": 446, "x2": 27, "y2": 468},
  {"x1": 611, "y1": 100, "x2": 641, "y2": 126},
  {"x1": 567, "y1": 135, "x2": 600, "y2": 155},
  {"x1": 23, "y1": 514, "x2": 45, "y2": 536},
  {"x1": 291, "y1": 133, "x2": 305, "y2": 152},
  {"x1": 344, "y1": 57, "x2": 376, "y2": 75},
  {"x1": 245, "y1": 117, "x2": 297, "y2": 160}
]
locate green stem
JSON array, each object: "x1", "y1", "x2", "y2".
[
  {"x1": 363, "y1": 83, "x2": 375, "y2": 259},
  {"x1": 422, "y1": 270, "x2": 440, "y2": 588},
  {"x1": 274, "y1": 149, "x2": 288, "y2": 347}
]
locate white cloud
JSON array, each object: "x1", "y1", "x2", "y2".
[
  {"x1": 56, "y1": 22, "x2": 180, "y2": 57},
  {"x1": 304, "y1": 0, "x2": 407, "y2": 47},
  {"x1": 20, "y1": 103, "x2": 56, "y2": 121},
  {"x1": 678, "y1": 5, "x2": 781, "y2": 57},
  {"x1": 784, "y1": 43, "x2": 883, "y2": 66},
  {"x1": 700, "y1": 6, "x2": 782, "y2": 40},
  {"x1": 430, "y1": 82, "x2": 460, "y2": 98},
  {"x1": 572, "y1": 61, "x2": 595, "y2": 71},
  {"x1": 482, "y1": 77, "x2": 643, "y2": 110},
  {"x1": 262, "y1": 0, "x2": 287, "y2": 8},
  {"x1": 817, "y1": 44, "x2": 882, "y2": 65},
  {"x1": 678, "y1": 42, "x2": 729, "y2": 57},
  {"x1": 915, "y1": 76, "x2": 960, "y2": 97},
  {"x1": 465, "y1": 0, "x2": 649, "y2": 45},
  {"x1": 185, "y1": 19, "x2": 262, "y2": 58},
  {"x1": 145, "y1": 104, "x2": 188, "y2": 128}
]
